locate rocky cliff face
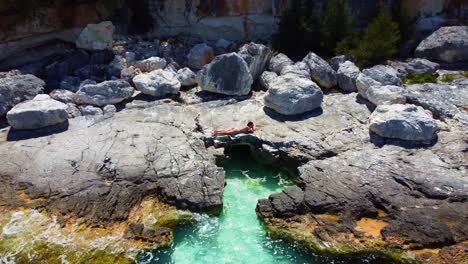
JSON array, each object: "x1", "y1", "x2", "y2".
[{"x1": 0, "y1": 0, "x2": 466, "y2": 68}]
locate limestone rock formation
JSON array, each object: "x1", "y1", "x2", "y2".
[
  {"x1": 337, "y1": 61, "x2": 360, "y2": 92},
  {"x1": 133, "y1": 57, "x2": 167, "y2": 72},
  {"x1": 176, "y1": 67, "x2": 197, "y2": 87},
  {"x1": 197, "y1": 53, "x2": 253, "y2": 95},
  {"x1": 366, "y1": 85, "x2": 406, "y2": 106},
  {"x1": 264, "y1": 74, "x2": 323, "y2": 115},
  {"x1": 279, "y1": 62, "x2": 310, "y2": 79},
  {"x1": 49, "y1": 89, "x2": 77, "y2": 103},
  {"x1": 405, "y1": 81, "x2": 468, "y2": 124},
  {"x1": 75, "y1": 21, "x2": 115, "y2": 50},
  {"x1": 79, "y1": 105, "x2": 104, "y2": 116},
  {"x1": 302, "y1": 52, "x2": 337, "y2": 89},
  {"x1": 362, "y1": 65, "x2": 402, "y2": 86},
  {"x1": 0, "y1": 105, "x2": 225, "y2": 224},
  {"x1": 369, "y1": 104, "x2": 438, "y2": 141},
  {"x1": 238, "y1": 43, "x2": 273, "y2": 81},
  {"x1": 133, "y1": 70, "x2": 181, "y2": 97},
  {"x1": 187, "y1": 43, "x2": 214, "y2": 70},
  {"x1": 268, "y1": 53, "x2": 293, "y2": 74},
  {"x1": 75, "y1": 80, "x2": 134, "y2": 106},
  {"x1": 6, "y1": 95, "x2": 68, "y2": 130},
  {"x1": 0, "y1": 71, "x2": 45, "y2": 116},
  {"x1": 415, "y1": 26, "x2": 468, "y2": 63},
  {"x1": 259, "y1": 71, "x2": 277, "y2": 90},
  {"x1": 356, "y1": 73, "x2": 382, "y2": 99},
  {"x1": 387, "y1": 58, "x2": 439, "y2": 77}
]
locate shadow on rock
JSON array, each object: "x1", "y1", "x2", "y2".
[
  {"x1": 263, "y1": 107, "x2": 323, "y2": 122},
  {"x1": 355, "y1": 94, "x2": 376, "y2": 112},
  {"x1": 369, "y1": 131, "x2": 438, "y2": 149},
  {"x1": 194, "y1": 90, "x2": 250, "y2": 103},
  {"x1": 7, "y1": 121, "x2": 69, "y2": 141}
]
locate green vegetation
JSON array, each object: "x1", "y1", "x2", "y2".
[
  {"x1": 339, "y1": 11, "x2": 401, "y2": 67},
  {"x1": 275, "y1": 2, "x2": 406, "y2": 67},
  {"x1": 440, "y1": 74, "x2": 456, "y2": 83},
  {"x1": 319, "y1": 0, "x2": 353, "y2": 57},
  {"x1": 402, "y1": 73, "x2": 438, "y2": 84},
  {"x1": 463, "y1": 71, "x2": 468, "y2": 78}
]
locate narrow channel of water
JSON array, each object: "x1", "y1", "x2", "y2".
[{"x1": 140, "y1": 147, "x2": 372, "y2": 264}]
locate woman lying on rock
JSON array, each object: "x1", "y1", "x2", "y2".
[{"x1": 212, "y1": 121, "x2": 255, "y2": 136}]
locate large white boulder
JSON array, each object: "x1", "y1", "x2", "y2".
[
  {"x1": 369, "y1": 104, "x2": 438, "y2": 141},
  {"x1": 133, "y1": 69, "x2": 181, "y2": 97},
  {"x1": 75, "y1": 21, "x2": 115, "y2": 50},
  {"x1": 238, "y1": 42, "x2": 273, "y2": 81},
  {"x1": 264, "y1": 74, "x2": 323, "y2": 115},
  {"x1": 415, "y1": 26, "x2": 468, "y2": 63},
  {"x1": 7, "y1": 95, "x2": 68, "y2": 130},
  {"x1": 268, "y1": 53, "x2": 293, "y2": 74},
  {"x1": 0, "y1": 71, "x2": 45, "y2": 116},
  {"x1": 356, "y1": 73, "x2": 382, "y2": 98},
  {"x1": 362, "y1": 65, "x2": 402, "y2": 86},
  {"x1": 302, "y1": 52, "x2": 337, "y2": 89},
  {"x1": 366, "y1": 85, "x2": 406, "y2": 106},
  {"x1": 187, "y1": 43, "x2": 214, "y2": 70},
  {"x1": 75, "y1": 80, "x2": 134, "y2": 106},
  {"x1": 176, "y1": 67, "x2": 197, "y2": 86},
  {"x1": 196, "y1": 53, "x2": 253, "y2": 96},
  {"x1": 337, "y1": 61, "x2": 360, "y2": 92}
]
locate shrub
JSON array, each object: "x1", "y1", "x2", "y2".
[
  {"x1": 348, "y1": 11, "x2": 401, "y2": 67},
  {"x1": 402, "y1": 73, "x2": 438, "y2": 84},
  {"x1": 440, "y1": 74, "x2": 456, "y2": 82}
]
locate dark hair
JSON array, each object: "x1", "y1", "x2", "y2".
[{"x1": 247, "y1": 121, "x2": 254, "y2": 127}]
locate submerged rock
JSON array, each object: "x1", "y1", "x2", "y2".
[
  {"x1": 302, "y1": 52, "x2": 337, "y2": 89},
  {"x1": 197, "y1": 53, "x2": 253, "y2": 95},
  {"x1": 133, "y1": 69, "x2": 181, "y2": 97},
  {"x1": 75, "y1": 80, "x2": 134, "y2": 106},
  {"x1": 0, "y1": 72, "x2": 45, "y2": 116},
  {"x1": 264, "y1": 74, "x2": 323, "y2": 115},
  {"x1": 7, "y1": 95, "x2": 68, "y2": 130},
  {"x1": 369, "y1": 104, "x2": 438, "y2": 141},
  {"x1": 415, "y1": 26, "x2": 468, "y2": 63}
]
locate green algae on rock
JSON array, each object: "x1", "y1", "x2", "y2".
[{"x1": 0, "y1": 198, "x2": 191, "y2": 263}]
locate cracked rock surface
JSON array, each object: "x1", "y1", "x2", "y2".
[{"x1": 0, "y1": 105, "x2": 224, "y2": 225}]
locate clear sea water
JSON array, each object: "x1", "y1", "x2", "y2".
[{"x1": 139, "y1": 148, "x2": 383, "y2": 264}]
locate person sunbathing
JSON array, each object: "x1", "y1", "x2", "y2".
[{"x1": 212, "y1": 122, "x2": 255, "y2": 136}]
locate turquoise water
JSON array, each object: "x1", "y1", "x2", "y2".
[{"x1": 140, "y1": 148, "x2": 372, "y2": 264}]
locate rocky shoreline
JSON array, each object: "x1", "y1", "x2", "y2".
[{"x1": 0, "y1": 20, "x2": 467, "y2": 263}]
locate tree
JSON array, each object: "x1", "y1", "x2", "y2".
[
  {"x1": 349, "y1": 10, "x2": 401, "y2": 67},
  {"x1": 320, "y1": 0, "x2": 353, "y2": 56}
]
